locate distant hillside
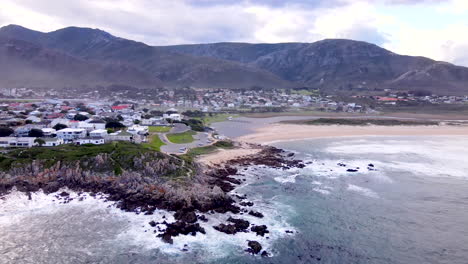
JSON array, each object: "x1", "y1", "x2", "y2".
[
  {"x1": 1, "y1": 24, "x2": 468, "y2": 94},
  {"x1": 163, "y1": 41, "x2": 468, "y2": 95},
  {"x1": 0, "y1": 25, "x2": 292, "y2": 90},
  {"x1": 0, "y1": 37, "x2": 161, "y2": 88}
]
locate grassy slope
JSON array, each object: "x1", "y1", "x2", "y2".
[
  {"x1": 143, "y1": 134, "x2": 166, "y2": 151},
  {"x1": 196, "y1": 114, "x2": 239, "y2": 125},
  {"x1": 167, "y1": 130, "x2": 197, "y2": 144},
  {"x1": 149, "y1": 126, "x2": 172, "y2": 133},
  {"x1": 0, "y1": 142, "x2": 152, "y2": 172}
]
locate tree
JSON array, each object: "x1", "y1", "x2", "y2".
[
  {"x1": 25, "y1": 120, "x2": 33, "y2": 124},
  {"x1": 28, "y1": 128, "x2": 44, "y2": 137},
  {"x1": 0, "y1": 127, "x2": 14, "y2": 137},
  {"x1": 53, "y1": 123, "x2": 68, "y2": 130},
  {"x1": 134, "y1": 119, "x2": 141, "y2": 124},
  {"x1": 74, "y1": 114, "x2": 89, "y2": 121},
  {"x1": 34, "y1": 138, "x2": 45, "y2": 147},
  {"x1": 105, "y1": 121, "x2": 125, "y2": 129}
]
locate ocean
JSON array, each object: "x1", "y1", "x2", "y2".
[{"x1": 1, "y1": 136, "x2": 468, "y2": 263}]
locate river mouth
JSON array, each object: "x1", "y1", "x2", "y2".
[{"x1": 1, "y1": 136, "x2": 468, "y2": 264}]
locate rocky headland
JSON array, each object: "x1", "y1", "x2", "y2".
[{"x1": 0, "y1": 141, "x2": 304, "y2": 255}]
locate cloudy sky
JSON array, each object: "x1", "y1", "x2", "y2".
[{"x1": 1, "y1": 0, "x2": 468, "y2": 65}]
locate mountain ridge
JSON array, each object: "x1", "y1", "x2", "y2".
[{"x1": 1, "y1": 24, "x2": 468, "y2": 95}]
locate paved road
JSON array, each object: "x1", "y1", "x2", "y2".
[{"x1": 159, "y1": 124, "x2": 212, "y2": 154}]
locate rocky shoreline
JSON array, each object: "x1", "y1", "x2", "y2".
[{"x1": 0, "y1": 143, "x2": 304, "y2": 256}]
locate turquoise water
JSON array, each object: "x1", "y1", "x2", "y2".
[{"x1": 1, "y1": 136, "x2": 468, "y2": 263}]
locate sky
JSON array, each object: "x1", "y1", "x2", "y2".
[{"x1": 1, "y1": 0, "x2": 468, "y2": 66}]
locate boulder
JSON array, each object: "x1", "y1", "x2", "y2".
[
  {"x1": 251, "y1": 225, "x2": 269, "y2": 236},
  {"x1": 247, "y1": 241, "x2": 262, "y2": 254}
]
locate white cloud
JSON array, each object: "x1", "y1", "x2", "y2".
[{"x1": 0, "y1": 0, "x2": 467, "y2": 66}]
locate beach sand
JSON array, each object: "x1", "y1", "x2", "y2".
[
  {"x1": 197, "y1": 144, "x2": 262, "y2": 166},
  {"x1": 238, "y1": 124, "x2": 468, "y2": 144}
]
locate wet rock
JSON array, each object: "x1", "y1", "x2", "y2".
[
  {"x1": 248, "y1": 210, "x2": 264, "y2": 218},
  {"x1": 149, "y1": 221, "x2": 157, "y2": 227},
  {"x1": 346, "y1": 169, "x2": 358, "y2": 172},
  {"x1": 174, "y1": 211, "x2": 197, "y2": 224},
  {"x1": 368, "y1": 163, "x2": 374, "y2": 167},
  {"x1": 285, "y1": 230, "x2": 294, "y2": 234},
  {"x1": 337, "y1": 163, "x2": 346, "y2": 167},
  {"x1": 213, "y1": 223, "x2": 237, "y2": 234},
  {"x1": 59, "y1": 191, "x2": 70, "y2": 197},
  {"x1": 251, "y1": 225, "x2": 269, "y2": 236},
  {"x1": 227, "y1": 217, "x2": 250, "y2": 231},
  {"x1": 261, "y1": 251, "x2": 270, "y2": 257},
  {"x1": 239, "y1": 201, "x2": 254, "y2": 207},
  {"x1": 198, "y1": 215, "x2": 208, "y2": 222},
  {"x1": 158, "y1": 221, "x2": 206, "y2": 243},
  {"x1": 247, "y1": 241, "x2": 262, "y2": 254}
]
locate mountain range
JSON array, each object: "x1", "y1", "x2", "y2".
[{"x1": 1, "y1": 24, "x2": 468, "y2": 95}]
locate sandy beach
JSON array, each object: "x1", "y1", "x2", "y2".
[
  {"x1": 238, "y1": 124, "x2": 468, "y2": 144},
  {"x1": 197, "y1": 144, "x2": 262, "y2": 166}
]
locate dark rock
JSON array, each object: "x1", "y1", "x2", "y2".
[
  {"x1": 346, "y1": 169, "x2": 358, "y2": 172},
  {"x1": 174, "y1": 211, "x2": 197, "y2": 224},
  {"x1": 239, "y1": 201, "x2": 254, "y2": 207},
  {"x1": 59, "y1": 191, "x2": 70, "y2": 197},
  {"x1": 285, "y1": 230, "x2": 294, "y2": 234},
  {"x1": 149, "y1": 221, "x2": 157, "y2": 227},
  {"x1": 251, "y1": 225, "x2": 269, "y2": 236},
  {"x1": 337, "y1": 163, "x2": 346, "y2": 167},
  {"x1": 261, "y1": 251, "x2": 270, "y2": 257},
  {"x1": 368, "y1": 163, "x2": 374, "y2": 167},
  {"x1": 213, "y1": 224, "x2": 237, "y2": 234},
  {"x1": 158, "y1": 221, "x2": 206, "y2": 243},
  {"x1": 227, "y1": 217, "x2": 250, "y2": 231},
  {"x1": 198, "y1": 215, "x2": 208, "y2": 222},
  {"x1": 248, "y1": 210, "x2": 264, "y2": 218},
  {"x1": 247, "y1": 241, "x2": 262, "y2": 254}
]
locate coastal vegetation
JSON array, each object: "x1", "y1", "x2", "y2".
[
  {"x1": 167, "y1": 130, "x2": 197, "y2": 144},
  {"x1": 282, "y1": 118, "x2": 440, "y2": 126}
]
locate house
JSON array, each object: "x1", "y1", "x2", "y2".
[
  {"x1": 41, "y1": 128, "x2": 56, "y2": 137},
  {"x1": 0, "y1": 137, "x2": 37, "y2": 148},
  {"x1": 42, "y1": 137, "x2": 64, "y2": 147},
  {"x1": 56, "y1": 128, "x2": 87, "y2": 141},
  {"x1": 88, "y1": 119, "x2": 106, "y2": 130},
  {"x1": 107, "y1": 130, "x2": 133, "y2": 142},
  {"x1": 163, "y1": 113, "x2": 182, "y2": 121},
  {"x1": 127, "y1": 125, "x2": 149, "y2": 135},
  {"x1": 76, "y1": 137, "x2": 105, "y2": 145},
  {"x1": 90, "y1": 129, "x2": 108, "y2": 138}
]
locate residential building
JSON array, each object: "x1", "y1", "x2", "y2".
[
  {"x1": 90, "y1": 129, "x2": 108, "y2": 138},
  {"x1": 56, "y1": 128, "x2": 87, "y2": 141},
  {"x1": 76, "y1": 137, "x2": 105, "y2": 145},
  {"x1": 0, "y1": 137, "x2": 37, "y2": 148},
  {"x1": 42, "y1": 137, "x2": 64, "y2": 147}
]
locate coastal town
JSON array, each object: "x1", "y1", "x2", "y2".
[{"x1": 0, "y1": 86, "x2": 467, "y2": 150}]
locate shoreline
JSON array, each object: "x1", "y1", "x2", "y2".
[
  {"x1": 237, "y1": 124, "x2": 468, "y2": 144},
  {"x1": 199, "y1": 123, "x2": 468, "y2": 166}
]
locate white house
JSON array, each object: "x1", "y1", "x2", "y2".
[
  {"x1": 107, "y1": 131, "x2": 133, "y2": 142},
  {"x1": 56, "y1": 128, "x2": 87, "y2": 141},
  {"x1": 41, "y1": 128, "x2": 56, "y2": 137},
  {"x1": 0, "y1": 137, "x2": 37, "y2": 148},
  {"x1": 127, "y1": 125, "x2": 149, "y2": 135},
  {"x1": 90, "y1": 129, "x2": 108, "y2": 138},
  {"x1": 88, "y1": 120, "x2": 106, "y2": 130},
  {"x1": 163, "y1": 113, "x2": 182, "y2": 121},
  {"x1": 76, "y1": 137, "x2": 105, "y2": 145},
  {"x1": 42, "y1": 137, "x2": 64, "y2": 147}
]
